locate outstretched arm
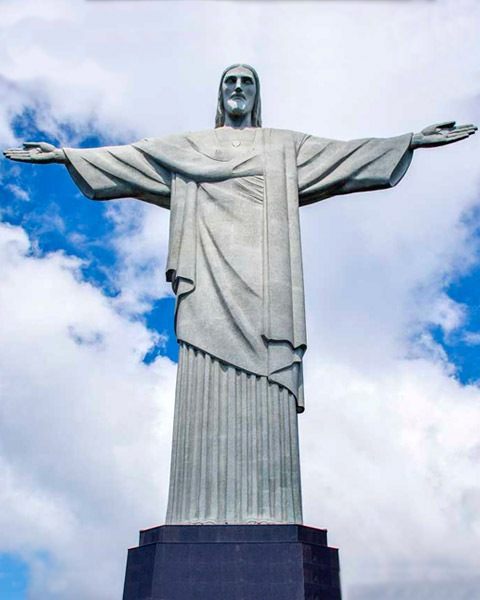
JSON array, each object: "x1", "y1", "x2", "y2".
[
  {"x1": 3, "y1": 141, "x2": 171, "y2": 208},
  {"x1": 297, "y1": 120, "x2": 476, "y2": 206},
  {"x1": 3, "y1": 142, "x2": 68, "y2": 164},
  {"x1": 410, "y1": 121, "x2": 477, "y2": 149},
  {"x1": 297, "y1": 132, "x2": 414, "y2": 206}
]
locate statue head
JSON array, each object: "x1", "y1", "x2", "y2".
[{"x1": 215, "y1": 64, "x2": 262, "y2": 128}]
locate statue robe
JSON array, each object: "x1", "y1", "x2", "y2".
[{"x1": 64, "y1": 127, "x2": 413, "y2": 524}]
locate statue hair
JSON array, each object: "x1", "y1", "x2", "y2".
[{"x1": 215, "y1": 64, "x2": 262, "y2": 128}]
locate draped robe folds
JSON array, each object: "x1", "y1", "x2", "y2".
[{"x1": 64, "y1": 127, "x2": 413, "y2": 524}]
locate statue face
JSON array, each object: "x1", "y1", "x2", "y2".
[{"x1": 221, "y1": 66, "x2": 257, "y2": 121}]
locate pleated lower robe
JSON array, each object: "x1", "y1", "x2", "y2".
[{"x1": 165, "y1": 342, "x2": 303, "y2": 525}]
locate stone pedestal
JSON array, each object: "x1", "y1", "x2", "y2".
[{"x1": 122, "y1": 524, "x2": 342, "y2": 600}]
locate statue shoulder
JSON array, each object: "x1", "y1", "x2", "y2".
[
  {"x1": 140, "y1": 129, "x2": 221, "y2": 147},
  {"x1": 261, "y1": 127, "x2": 310, "y2": 151},
  {"x1": 264, "y1": 127, "x2": 306, "y2": 139},
  {"x1": 134, "y1": 131, "x2": 194, "y2": 148}
]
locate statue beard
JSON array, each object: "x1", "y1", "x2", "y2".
[{"x1": 226, "y1": 97, "x2": 247, "y2": 117}]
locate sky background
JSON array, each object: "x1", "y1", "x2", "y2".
[{"x1": 0, "y1": 0, "x2": 479, "y2": 599}]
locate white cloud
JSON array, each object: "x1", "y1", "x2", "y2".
[
  {"x1": 5, "y1": 183, "x2": 29, "y2": 201},
  {"x1": 463, "y1": 331, "x2": 480, "y2": 346},
  {"x1": 104, "y1": 200, "x2": 172, "y2": 314},
  {"x1": 0, "y1": 222, "x2": 176, "y2": 599},
  {"x1": 350, "y1": 579, "x2": 480, "y2": 600},
  {"x1": 0, "y1": 0, "x2": 479, "y2": 598},
  {"x1": 300, "y1": 354, "x2": 480, "y2": 593}
]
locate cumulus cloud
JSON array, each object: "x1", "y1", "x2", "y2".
[
  {"x1": 0, "y1": 222, "x2": 176, "y2": 599},
  {"x1": 104, "y1": 200, "x2": 172, "y2": 314},
  {"x1": 0, "y1": 0, "x2": 479, "y2": 599},
  {"x1": 301, "y1": 355, "x2": 480, "y2": 595}
]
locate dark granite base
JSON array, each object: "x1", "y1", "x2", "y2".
[{"x1": 122, "y1": 524, "x2": 342, "y2": 600}]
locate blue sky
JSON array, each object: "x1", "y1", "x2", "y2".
[
  {"x1": 0, "y1": 1, "x2": 479, "y2": 599},
  {"x1": 4, "y1": 115, "x2": 179, "y2": 365},
  {"x1": 438, "y1": 267, "x2": 480, "y2": 384},
  {"x1": 0, "y1": 554, "x2": 29, "y2": 600}
]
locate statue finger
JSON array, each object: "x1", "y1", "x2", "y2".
[
  {"x1": 447, "y1": 129, "x2": 473, "y2": 138},
  {"x1": 453, "y1": 123, "x2": 476, "y2": 130},
  {"x1": 451, "y1": 129, "x2": 476, "y2": 138},
  {"x1": 446, "y1": 133, "x2": 470, "y2": 143},
  {"x1": 450, "y1": 124, "x2": 477, "y2": 134},
  {"x1": 4, "y1": 150, "x2": 28, "y2": 157},
  {"x1": 23, "y1": 141, "x2": 42, "y2": 148},
  {"x1": 435, "y1": 120, "x2": 456, "y2": 130},
  {"x1": 5, "y1": 154, "x2": 31, "y2": 162}
]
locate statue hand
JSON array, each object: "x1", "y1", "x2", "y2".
[
  {"x1": 3, "y1": 142, "x2": 66, "y2": 164},
  {"x1": 411, "y1": 121, "x2": 477, "y2": 149}
]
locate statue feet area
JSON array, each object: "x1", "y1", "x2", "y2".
[{"x1": 122, "y1": 524, "x2": 342, "y2": 600}]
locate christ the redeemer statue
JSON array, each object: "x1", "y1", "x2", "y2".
[{"x1": 4, "y1": 64, "x2": 476, "y2": 527}]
